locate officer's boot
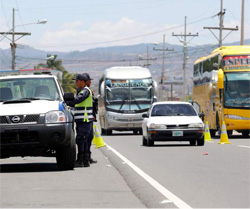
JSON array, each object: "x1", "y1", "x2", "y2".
[
  {"x1": 89, "y1": 152, "x2": 97, "y2": 164},
  {"x1": 75, "y1": 153, "x2": 84, "y2": 167},
  {"x1": 83, "y1": 152, "x2": 90, "y2": 167},
  {"x1": 75, "y1": 153, "x2": 81, "y2": 163}
]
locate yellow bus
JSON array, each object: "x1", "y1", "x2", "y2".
[{"x1": 193, "y1": 45, "x2": 250, "y2": 137}]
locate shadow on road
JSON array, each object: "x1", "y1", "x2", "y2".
[
  {"x1": 141, "y1": 143, "x2": 195, "y2": 147},
  {"x1": 0, "y1": 162, "x2": 60, "y2": 173}
]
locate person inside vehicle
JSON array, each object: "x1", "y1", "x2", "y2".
[{"x1": 225, "y1": 82, "x2": 238, "y2": 100}]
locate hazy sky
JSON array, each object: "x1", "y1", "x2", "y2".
[{"x1": 0, "y1": 0, "x2": 249, "y2": 52}]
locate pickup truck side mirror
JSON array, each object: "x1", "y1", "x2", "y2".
[
  {"x1": 63, "y1": 92, "x2": 74, "y2": 101},
  {"x1": 142, "y1": 113, "x2": 149, "y2": 118}
]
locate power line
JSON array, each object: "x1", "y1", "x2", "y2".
[
  {"x1": 172, "y1": 16, "x2": 199, "y2": 101},
  {"x1": 35, "y1": 15, "x2": 214, "y2": 49},
  {"x1": 203, "y1": 0, "x2": 238, "y2": 47}
]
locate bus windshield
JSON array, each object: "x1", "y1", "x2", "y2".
[
  {"x1": 105, "y1": 78, "x2": 153, "y2": 112},
  {"x1": 224, "y1": 72, "x2": 250, "y2": 108}
]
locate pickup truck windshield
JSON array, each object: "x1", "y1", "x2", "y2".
[{"x1": 0, "y1": 77, "x2": 61, "y2": 102}]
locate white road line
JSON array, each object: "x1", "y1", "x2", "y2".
[
  {"x1": 106, "y1": 144, "x2": 193, "y2": 209},
  {"x1": 238, "y1": 145, "x2": 250, "y2": 149}
]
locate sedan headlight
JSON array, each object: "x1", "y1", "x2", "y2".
[
  {"x1": 225, "y1": 115, "x2": 249, "y2": 120},
  {"x1": 188, "y1": 123, "x2": 204, "y2": 128},
  {"x1": 45, "y1": 111, "x2": 66, "y2": 123},
  {"x1": 149, "y1": 123, "x2": 166, "y2": 129}
]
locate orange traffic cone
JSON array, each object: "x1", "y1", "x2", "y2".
[
  {"x1": 218, "y1": 121, "x2": 231, "y2": 144},
  {"x1": 204, "y1": 121, "x2": 213, "y2": 142}
]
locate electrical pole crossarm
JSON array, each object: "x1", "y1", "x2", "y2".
[
  {"x1": 172, "y1": 34, "x2": 199, "y2": 37},
  {"x1": 0, "y1": 32, "x2": 31, "y2": 35},
  {"x1": 153, "y1": 48, "x2": 174, "y2": 51},
  {"x1": 203, "y1": 27, "x2": 238, "y2": 31}
]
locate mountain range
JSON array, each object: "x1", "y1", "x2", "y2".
[{"x1": 1, "y1": 39, "x2": 249, "y2": 95}]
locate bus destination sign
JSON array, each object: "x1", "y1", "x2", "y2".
[{"x1": 223, "y1": 55, "x2": 250, "y2": 70}]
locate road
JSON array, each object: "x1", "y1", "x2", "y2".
[{"x1": 1, "y1": 132, "x2": 250, "y2": 208}]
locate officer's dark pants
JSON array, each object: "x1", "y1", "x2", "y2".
[{"x1": 76, "y1": 122, "x2": 93, "y2": 160}]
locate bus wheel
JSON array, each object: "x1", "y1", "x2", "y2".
[
  {"x1": 106, "y1": 129, "x2": 112, "y2": 135},
  {"x1": 133, "y1": 130, "x2": 138, "y2": 135},
  {"x1": 148, "y1": 139, "x2": 154, "y2": 146},
  {"x1": 142, "y1": 137, "x2": 147, "y2": 146},
  {"x1": 210, "y1": 130, "x2": 216, "y2": 137},
  {"x1": 101, "y1": 128, "x2": 107, "y2": 135},
  {"x1": 242, "y1": 131, "x2": 249, "y2": 138},
  {"x1": 227, "y1": 130, "x2": 233, "y2": 137}
]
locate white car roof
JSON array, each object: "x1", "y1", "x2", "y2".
[
  {"x1": 152, "y1": 101, "x2": 192, "y2": 106},
  {"x1": 0, "y1": 74, "x2": 56, "y2": 80}
]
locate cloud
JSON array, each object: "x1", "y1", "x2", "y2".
[{"x1": 36, "y1": 17, "x2": 172, "y2": 51}]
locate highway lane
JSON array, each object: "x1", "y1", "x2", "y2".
[
  {"x1": 0, "y1": 148, "x2": 146, "y2": 208},
  {"x1": 101, "y1": 132, "x2": 250, "y2": 208}
]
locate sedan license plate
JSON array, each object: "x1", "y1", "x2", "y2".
[
  {"x1": 127, "y1": 123, "x2": 134, "y2": 127},
  {"x1": 172, "y1": 131, "x2": 183, "y2": 136}
]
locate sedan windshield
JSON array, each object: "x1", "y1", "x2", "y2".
[
  {"x1": 0, "y1": 78, "x2": 61, "y2": 102},
  {"x1": 151, "y1": 104, "x2": 197, "y2": 116}
]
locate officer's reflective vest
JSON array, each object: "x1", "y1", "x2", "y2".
[{"x1": 74, "y1": 87, "x2": 93, "y2": 123}]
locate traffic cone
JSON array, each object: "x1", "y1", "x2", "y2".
[
  {"x1": 204, "y1": 121, "x2": 213, "y2": 141},
  {"x1": 218, "y1": 121, "x2": 231, "y2": 144},
  {"x1": 92, "y1": 124, "x2": 106, "y2": 148}
]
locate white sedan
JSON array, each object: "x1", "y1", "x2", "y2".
[{"x1": 142, "y1": 101, "x2": 205, "y2": 146}]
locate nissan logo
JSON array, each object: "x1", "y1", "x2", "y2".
[{"x1": 11, "y1": 116, "x2": 21, "y2": 123}]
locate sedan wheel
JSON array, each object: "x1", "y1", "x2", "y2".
[
  {"x1": 189, "y1": 139, "x2": 196, "y2": 146},
  {"x1": 197, "y1": 137, "x2": 205, "y2": 146}
]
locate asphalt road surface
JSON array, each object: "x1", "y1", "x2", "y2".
[{"x1": 0, "y1": 132, "x2": 249, "y2": 208}]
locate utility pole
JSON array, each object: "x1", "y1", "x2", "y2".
[
  {"x1": 172, "y1": 16, "x2": 198, "y2": 101},
  {"x1": 153, "y1": 35, "x2": 174, "y2": 100},
  {"x1": 138, "y1": 46, "x2": 157, "y2": 67},
  {"x1": 0, "y1": 8, "x2": 31, "y2": 70},
  {"x1": 204, "y1": 0, "x2": 238, "y2": 47},
  {"x1": 241, "y1": 0, "x2": 245, "y2": 45}
]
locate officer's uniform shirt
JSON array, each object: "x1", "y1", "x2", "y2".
[{"x1": 68, "y1": 87, "x2": 90, "y2": 107}]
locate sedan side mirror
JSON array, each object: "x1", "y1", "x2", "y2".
[
  {"x1": 142, "y1": 113, "x2": 149, "y2": 118},
  {"x1": 63, "y1": 92, "x2": 74, "y2": 102}
]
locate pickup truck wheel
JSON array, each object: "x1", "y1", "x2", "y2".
[{"x1": 56, "y1": 132, "x2": 76, "y2": 170}]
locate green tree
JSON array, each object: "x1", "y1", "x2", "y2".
[
  {"x1": 57, "y1": 70, "x2": 76, "y2": 94},
  {"x1": 35, "y1": 54, "x2": 76, "y2": 93},
  {"x1": 34, "y1": 54, "x2": 65, "y2": 72}
]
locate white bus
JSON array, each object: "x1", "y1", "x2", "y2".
[{"x1": 98, "y1": 66, "x2": 158, "y2": 135}]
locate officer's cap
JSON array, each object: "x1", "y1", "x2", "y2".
[
  {"x1": 73, "y1": 74, "x2": 88, "y2": 81},
  {"x1": 82, "y1": 73, "x2": 93, "y2": 81}
]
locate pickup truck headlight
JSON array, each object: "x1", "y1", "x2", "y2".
[
  {"x1": 188, "y1": 123, "x2": 204, "y2": 128},
  {"x1": 149, "y1": 123, "x2": 166, "y2": 129},
  {"x1": 45, "y1": 111, "x2": 66, "y2": 123}
]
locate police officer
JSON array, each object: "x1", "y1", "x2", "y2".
[
  {"x1": 68, "y1": 74, "x2": 93, "y2": 167},
  {"x1": 82, "y1": 73, "x2": 97, "y2": 164}
]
